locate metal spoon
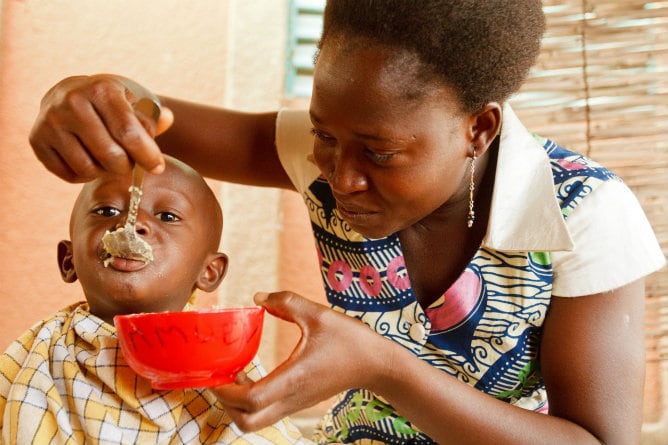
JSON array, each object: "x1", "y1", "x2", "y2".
[{"x1": 101, "y1": 96, "x2": 160, "y2": 266}]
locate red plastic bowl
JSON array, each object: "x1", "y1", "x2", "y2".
[{"x1": 114, "y1": 306, "x2": 264, "y2": 389}]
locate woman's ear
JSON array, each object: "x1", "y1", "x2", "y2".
[
  {"x1": 57, "y1": 240, "x2": 78, "y2": 283},
  {"x1": 469, "y1": 102, "x2": 502, "y2": 155},
  {"x1": 195, "y1": 252, "x2": 229, "y2": 293}
]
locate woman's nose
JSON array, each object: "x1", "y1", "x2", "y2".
[{"x1": 327, "y1": 154, "x2": 368, "y2": 195}]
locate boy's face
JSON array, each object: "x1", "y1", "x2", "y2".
[{"x1": 59, "y1": 159, "x2": 227, "y2": 324}]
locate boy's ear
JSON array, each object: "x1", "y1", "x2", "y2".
[
  {"x1": 57, "y1": 240, "x2": 78, "y2": 283},
  {"x1": 195, "y1": 252, "x2": 229, "y2": 293}
]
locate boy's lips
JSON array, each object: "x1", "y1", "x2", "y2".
[
  {"x1": 104, "y1": 256, "x2": 149, "y2": 272},
  {"x1": 98, "y1": 244, "x2": 151, "y2": 271},
  {"x1": 98, "y1": 247, "x2": 149, "y2": 272}
]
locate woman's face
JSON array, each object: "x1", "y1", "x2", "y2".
[{"x1": 310, "y1": 38, "x2": 474, "y2": 239}]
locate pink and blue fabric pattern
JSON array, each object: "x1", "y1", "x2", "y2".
[{"x1": 309, "y1": 138, "x2": 620, "y2": 444}]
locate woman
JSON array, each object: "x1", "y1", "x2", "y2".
[{"x1": 28, "y1": 1, "x2": 665, "y2": 444}]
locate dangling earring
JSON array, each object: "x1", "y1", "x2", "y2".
[{"x1": 467, "y1": 147, "x2": 476, "y2": 228}]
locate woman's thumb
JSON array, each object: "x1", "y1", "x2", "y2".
[
  {"x1": 253, "y1": 291, "x2": 321, "y2": 326},
  {"x1": 155, "y1": 106, "x2": 174, "y2": 136}
]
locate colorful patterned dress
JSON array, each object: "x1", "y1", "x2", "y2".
[
  {"x1": 275, "y1": 105, "x2": 665, "y2": 444},
  {"x1": 310, "y1": 141, "x2": 617, "y2": 444}
]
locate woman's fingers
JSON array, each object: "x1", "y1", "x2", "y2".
[
  {"x1": 30, "y1": 124, "x2": 97, "y2": 183},
  {"x1": 217, "y1": 291, "x2": 396, "y2": 433},
  {"x1": 85, "y1": 78, "x2": 164, "y2": 173},
  {"x1": 212, "y1": 293, "x2": 325, "y2": 430},
  {"x1": 29, "y1": 74, "x2": 167, "y2": 182},
  {"x1": 213, "y1": 292, "x2": 381, "y2": 432},
  {"x1": 253, "y1": 291, "x2": 326, "y2": 331},
  {"x1": 68, "y1": 93, "x2": 135, "y2": 175},
  {"x1": 213, "y1": 374, "x2": 306, "y2": 432},
  {"x1": 155, "y1": 106, "x2": 174, "y2": 137},
  {"x1": 234, "y1": 370, "x2": 254, "y2": 385}
]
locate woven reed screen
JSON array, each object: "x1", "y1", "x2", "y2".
[{"x1": 509, "y1": 0, "x2": 668, "y2": 429}]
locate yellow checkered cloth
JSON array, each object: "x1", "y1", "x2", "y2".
[{"x1": 0, "y1": 302, "x2": 309, "y2": 445}]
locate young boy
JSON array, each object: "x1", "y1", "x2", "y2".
[{"x1": 0, "y1": 156, "x2": 307, "y2": 444}]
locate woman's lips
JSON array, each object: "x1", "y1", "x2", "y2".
[{"x1": 335, "y1": 202, "x2": 377, "y2": 221}]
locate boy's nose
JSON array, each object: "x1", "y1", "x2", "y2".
[
  {"x1": 112, "y1": 210, "x2": 151, "y2": 235},
  {"x1": 133, "y1": 212, "x2": 151, "y2": 236}
]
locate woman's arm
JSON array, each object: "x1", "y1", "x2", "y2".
[
  {"x1": 156, "y1": 97, "x2": 291, "y2": 188},
  {"x1": 381, "y1": 280, "x2": 645, "y2": 444},
  {"x1": 215, "y1": 281, "x2": 646, "y2": 445},
  {"x1": 540, "y1": 280, "x2": 646, "y2": 444},
  {"x1": 29, "y1": 74, "x2": 292, "y2": 188}
]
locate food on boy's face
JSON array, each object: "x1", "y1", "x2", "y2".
[
  {"x1": 102, "y1": 227, "x2": 153, "y2": 266},
  {"x1": 101, "y1": 166, "x2": 154, "y2": 265}
]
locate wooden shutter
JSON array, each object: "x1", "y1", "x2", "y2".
[{"x1": 285, "y1": 0, "x2": 325, "y2": 97}]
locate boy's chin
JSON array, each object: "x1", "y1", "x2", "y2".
[{"x1": 89, "y1": 298, "x2": 191, "y2": 323}]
